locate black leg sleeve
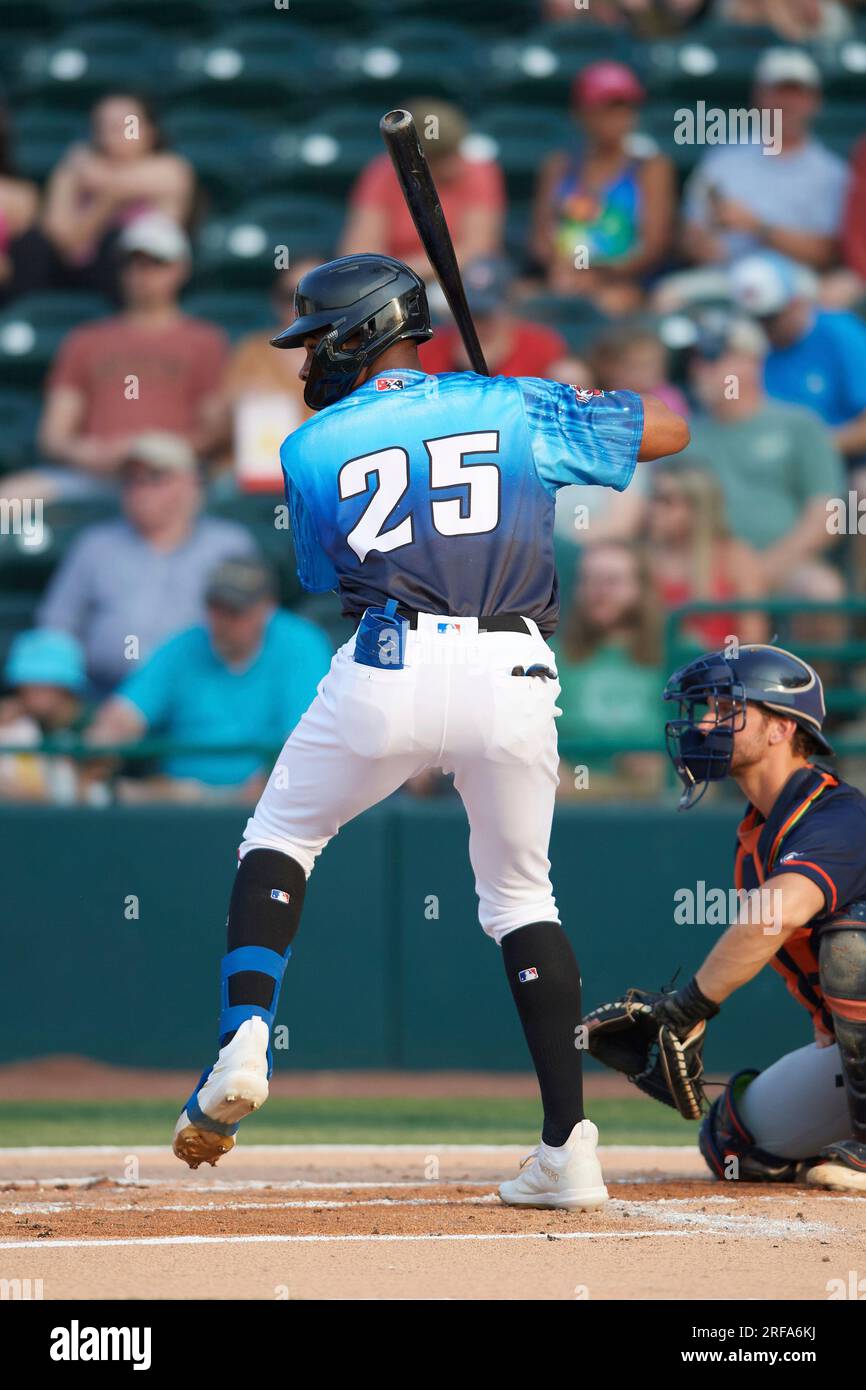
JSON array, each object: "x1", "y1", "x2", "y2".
[
  {"x1": 501, "y1": 921, "x2": 584, "y2": 1147},
  {"x1": 226, "y1": 849, "x2": 307, "y2": 1016}
]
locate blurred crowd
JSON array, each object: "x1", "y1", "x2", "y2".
[{"x1": 1, "y1": 2, "x2": 865, "y2": 804}]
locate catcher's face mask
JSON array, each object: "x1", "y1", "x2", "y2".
[{"x1": 663, "y1": 657, "x2": 747, "y2": 810}]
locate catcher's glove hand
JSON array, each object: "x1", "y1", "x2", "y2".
[{"x1": 583, "y1": 977, "x2": 719, "y2": 1120}]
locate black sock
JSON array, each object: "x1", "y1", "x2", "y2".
[
  {"x1": 501, "y1": 921, "x2": 584, "y2": 1147},
  {"x1": 224, "y1": 849, "x2": 306, "y2": 1034}
]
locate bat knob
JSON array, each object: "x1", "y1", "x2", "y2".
[{"x1": 380, "y1": 109, "x2": 413, "y2": 135}]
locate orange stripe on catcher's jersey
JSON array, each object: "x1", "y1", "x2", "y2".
[
  {"x1": 767, "y1": 770, "x2": 838, "y2": 872},
  {"x1": 774, "y1": 859, "x2": 838, "y2": 914},
  {"x1": 823, "y1": 992, "x2": 866, "y2": 1023},
  {"x1": 771, "y1": 932, "x2": 834, "y2": 1035}
]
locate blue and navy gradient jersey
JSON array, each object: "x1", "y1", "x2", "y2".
[
  {"x1": 733, "y1": 764, "x2": 866, "y2": 1031},
  {"x1": 280, "y1": 369, "x2": 643, "y2": 636}
]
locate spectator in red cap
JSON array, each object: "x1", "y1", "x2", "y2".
[{"x1": 530, "y1": 61, "x2": 675, "y2": 314}]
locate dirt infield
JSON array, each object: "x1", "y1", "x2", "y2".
[{"x1": 1, "y1": 1144, "x2": 863, "y2": 1300}]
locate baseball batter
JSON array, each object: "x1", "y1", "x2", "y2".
[
  {"x1": 587, "y1": 644, "x2": 866, "y2": 1193},
  {"x1": 172, "y1": 253, "x2": 689, "y2": 1209}
]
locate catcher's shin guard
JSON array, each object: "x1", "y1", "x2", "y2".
[
  {"x1": 819, "y1": 925, "x2": 866, "y2": 1142},
  {"x1": 699, "y1": 1070, "x2": 800, "y2": 1182}
]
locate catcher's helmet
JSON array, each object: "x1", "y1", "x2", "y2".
[
  {"x1": 270, "y1": 253, "x2": 432, "y2": 410},
  {"x1": 663, "y1": 643, "x2": 833, "y2": 809}
]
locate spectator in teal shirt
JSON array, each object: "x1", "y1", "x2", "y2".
[{"x1": 89, "y1": 558, "x2": 332, "y2": 801}]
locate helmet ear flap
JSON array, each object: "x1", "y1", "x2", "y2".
[{"x1": 303, "y1": 329, "x2": 367, "y2": 411}]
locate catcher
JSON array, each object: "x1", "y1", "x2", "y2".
[{"x1": 585, "y1": 643, "x2": 866, "y2": 1193}]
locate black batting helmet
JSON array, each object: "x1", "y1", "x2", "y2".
[
  {"x1": 663, "y1": 643, "x2": 833, "y2": 809},
  {"x1": 271, "y1": 254, "x2": 432, "y2": 410}
]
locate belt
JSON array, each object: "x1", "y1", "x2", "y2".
[{"x1": 396, "y1": 607, "x2": 530, "y2": 635}]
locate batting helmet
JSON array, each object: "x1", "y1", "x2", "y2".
[
  {"x1": 271, "y1": 254, "x2": 432, "y2": 410},
  {"x1": 663, "y1": 643, "x2": 833, "y2": 809}
]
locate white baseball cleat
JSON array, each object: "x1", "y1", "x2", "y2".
[
  {"x1": 499, "y1": 1118, "x2": 609, "y2": 1210},
  {"x1": 173, "y1": 1017, "x2": 271, "y2": 1169}
]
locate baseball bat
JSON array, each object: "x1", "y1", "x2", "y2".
[{"x1": 379, "y1": 108, "x2": 489, "y2": 377}]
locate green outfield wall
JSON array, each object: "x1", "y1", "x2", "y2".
[{"x1": 1, "y1": 799, "x2": 809, "y2": 1073}]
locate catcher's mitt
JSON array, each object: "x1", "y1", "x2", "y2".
[{"x1": 584, "y1": 980, "x2": 719, "y2": 1121}]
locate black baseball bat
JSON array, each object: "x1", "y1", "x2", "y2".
[{"x1": 379, "y1": 108, "x2": 489, "y2": 377}]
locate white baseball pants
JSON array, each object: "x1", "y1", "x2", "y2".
[{"x1": 241, "y1": 612, "x2": 562, "y2": 942}]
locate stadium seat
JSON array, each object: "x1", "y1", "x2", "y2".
[
  {"x1": 252, "y1": 0, "x2": 371, "y2": 36},
  {"x1": 180, "y1": 290, "x2": 274, "y2": 342},
  {"x1": 514, "y1": 293, "x2": 610, "y2": 355},
  {"x1": 10, "y1": 106, "x2": 90, "y2": 183},
  {"x1": 816, "y1": 38, "x2": 866, "y2": 100},
  {"x1": 641, "y1": 26, "x2": 779, "y2": 105},
  {"x1": 813, "y1": 102, "x2": 865, "y2": 159},
  {"x1": 483, "y1": 23, "x2": 638, "y2": 110},
  {"x1": 170, "y1": 21, "x2": 325, "y2": 117},
  {"x1": 360, "y1": 0, "x2": 530, "y2": 35},
  {"x1": 331, "y1": 21, "x2": 484, "y2": 108},
  {"x1": 71, "y1": 0, "x2": 215, "y2": 30},
  {"x1": 0, "y1": 497, "x2": 120, "y2": 594},
  {"x1": 640, "y1": 103, "x2": 708, "y2": 176},
  {"x1": 12, "y1": 23, "x2": 178, "y2": 107},
  {"x1": 473, "y1": 105, "x2": 572, "y2": 202},
  {"x1": 0, "y1": 293, "x2": 112, "y2": 389},
  {"x1": 194, "y1": 196, "x2": 343, "y2": 292},
  {"x1": 503, "y1": 202, "x2": 532, "y2": 269},
  {"x1": 0, "y1": 389, "x2": 42, "y2": 475},
  {"x1": 206, "y1": 495, "x2": 301, "y2": 608},
  {"x1": 254, "y1": 109, "x2": 382, "y2": 200},
  {"x1": 0, "y1": 0, "x2": 58, "y2": 52},
  {"x1": 161, "y1": 107, "x2": 266, "y2": 211}
]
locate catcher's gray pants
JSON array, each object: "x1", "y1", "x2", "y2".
[{"x1": 739, "y1": 1040, "x2": 851, "y2": 1159}]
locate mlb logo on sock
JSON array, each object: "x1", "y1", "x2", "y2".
[
  {"x1": 270, "y1": 889, "x2": 291, "y2": 905},
  {"x1": 518, "y1": 967, "x2": 539, "y2": 983}
]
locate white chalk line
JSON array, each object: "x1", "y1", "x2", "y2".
[
  {"x1": 0, "y1": 1230, "x2": 717, "y2": 1250},
  {"x1": 0, "y1": 1194, "x2": 840, "y2": 1242},
  {"x1": 607, "y1": 1200, "x2": 834, "y2": 1240},
  {"x1": 0, "y1": 1195, "x2": 502, "y2": 1215},
  {"x1": 0, "y1": 1177, "x2": 497, "y2": 1193}
]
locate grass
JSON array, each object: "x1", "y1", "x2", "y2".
[{"x1": 2, "y1": 1097, "x2": 699, "y2": 1148}]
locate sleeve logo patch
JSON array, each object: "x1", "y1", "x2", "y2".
[
  {"x1": 518, "y1": 967, "x2": 539, "y2": 983},
  {"x1": 270, "y1": 889, "x2": 291, "y2": 905},
  {"x1": 375, "y1": 377, "x2": 405, "y2": 391},
  {"x1": 569, "y1": 386, "x2": 605, "y2": 404}
]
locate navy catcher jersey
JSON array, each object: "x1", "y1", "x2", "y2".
[
  {"x1": 734, "y1": 764, "x2": 866, "y2": 1031},
  {"x1": 280, "y1": 369, "x2": 643, "y2": 636}
]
